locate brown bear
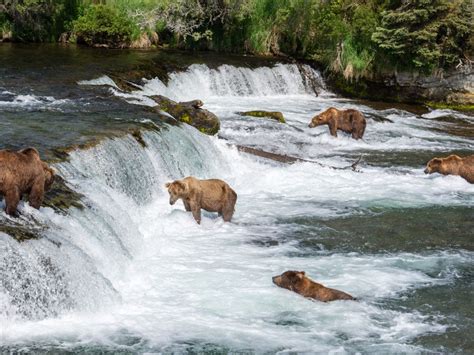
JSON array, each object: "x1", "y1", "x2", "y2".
[
  {"x1": 272, "y1": 270, "x2": 355, "y2": 302},
  {"x1": 165, "y1": 176, "x2": 237, "y2": 224},
  {"x1": 0, "y1": 147, "x2": 55, "y2": 215},
  {"x1": 308, "y1": 107, "x2": 366, "y2": 139},
  {"x1": 425, "y1": 154, "x2": 474, "y2": 183}
]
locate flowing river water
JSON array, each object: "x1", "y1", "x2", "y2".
[{"x1": 0, "y1": 45, "x2": 473, "y2": 353}]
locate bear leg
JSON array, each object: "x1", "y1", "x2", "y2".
[
  {"x1": 29, "y1": 177, "x2": 45, "y2": 209},
  {"x1": 351, "y1": 131, "x2": 360, "y2": 140},
  {"x1": 328, "y1": 122, "x2": 338, "y2": 137},
  {"x1": 190, "y1": 203, "x2": 202, "y2": 224},
  {"x1": 183, "y1": 199, "x2": 192, "y2": 212},
  {"x1": 5, "y1": 187, "x2": 20, "y2": 216},
  {"x1": 222, "y1": 190, "x2": 237, "y2": 222}
]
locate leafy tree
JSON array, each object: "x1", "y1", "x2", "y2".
[
  {"x1": 372, "y1": 0, "x2": 472, "y2": 71},
  {"x1": 1, "y1": 0, "x2": 80, "y2": 42}
]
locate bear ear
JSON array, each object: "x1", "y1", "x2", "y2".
[
  {"x1": 296, "y1": 271, "x2": 305, "y2": 279},
  {"x1": 174, "y1": 180, "x2": 187, "y2": 191},
  {"x1": 180, "y1": 181, "x2": 190, "y2": 193},
  {"x1": 165, "y1": 182, "x2": 171, "y2": 188},
  {"x1": 19, "y1": 147, "x2": 40, "y2": 158}
]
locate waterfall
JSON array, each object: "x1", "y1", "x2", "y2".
[
  {"x1": 0, "y1": 124, "x2": 229, "y2": 322},
  {"x1": 140, "y1": 63, "x2": 326, "y2": 101},
  {"x1": 2, "y1": 59, "x2": 473, "y2": 353}
]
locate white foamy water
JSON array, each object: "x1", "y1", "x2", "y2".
[
  {"x1": 139, "y1": 63, "x2": 327, "y2": 101},
  {"x1": 0, "y1": 92, "x2": 71, "y2": 110},
  {"x1": 106, "y1": 63, "x2": 473, "y2": 158},
  {"x1": 1, "y1": 63, "x2": 473, "y2": 352},
  {"x1": 1, "y1": 124, "x2": 473, "y2": 352},
  {"x1": 422, "y1": 108, "x2": 474, "y2": 123},
  {"x1": 77, "y1": 75, "x2": 120, "y2": 90}
]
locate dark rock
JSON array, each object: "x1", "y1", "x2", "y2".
[
  {"x1": 42, "y1": 175, "x2": 85, "y2": 213},
  {"x1": 130, "y1": 129, "x2": 147, "y2": 148},
  {"x1": 0, "y1": 225, "x2": 41, "y2": 242},
  {"x1": 238, "y1": 110, "x2": 286, "y2": 123},
  {"x1": 150, "y1": 95, "x2": 220, "y2": 135},
  {"x1": 328, "y1": 68, "x2": 474, "y2": 109}
]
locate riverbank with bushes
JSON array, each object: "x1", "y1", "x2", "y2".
[{"x1": 1, "y1": 0, "x2": 472, "y2": 108}]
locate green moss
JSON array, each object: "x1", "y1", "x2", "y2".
[
  {"x1": 239, "y1": 110, "x2": 286, "y2": 123},
  {"x1": 179, "y1": 113, "x2": 192, "y2": 124},
  {"x1": 426, "y1": 102, "x2": 474, "y2": 112}
]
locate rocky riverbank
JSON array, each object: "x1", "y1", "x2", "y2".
[{"x1": 328, "y1": 66, "x2": 474, "y2": 111}]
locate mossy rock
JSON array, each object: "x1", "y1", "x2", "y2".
[
  {"x1": 238, "y1": 110, "x2": 286, "y2": 123},
  {"x1": 43, "y1": 176, "x2": 85, "y2": 213},
  {"x1": 0, "y1": 225, "x2": 42, "y2": 242},
  {"x1": 149, "y1": 95, "x2": 220, "y2": 135},
  {"x1": 0, "y1": 212, "x2": 46, "y2": 242}
]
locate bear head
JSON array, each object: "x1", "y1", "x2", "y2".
[
  {"x1": 272, "y1": 270, "x2": 306, "y2": 290},
  {"x1": 308, "y1": 108, "x2": 334, "y2": 128},
  {"x1": 165, "y1": 180, "x2": 189, "y2": 205},
  {"x1": 424, "y1": 158, "x2": 442, "y2": 174},
  {"x1": 42, "y1": 162, "x2": 55, "y2": 191},
  {"x1": 425, "y1": 155, "x2": 461, "y2": 175}
]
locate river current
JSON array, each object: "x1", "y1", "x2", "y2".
[{"x1": 0, "y1": 45, "x2": 473, "y2": 353}]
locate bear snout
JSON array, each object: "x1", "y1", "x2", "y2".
[
  {"x1": 169, "y1": 197, "x2": 176, "y2": 205},
  {"x1": 424, "y1": 167, "x2": 430, "y2": 174},
  {"x1": 272, "y1": 276, "x2": 281, "y2": 285}
]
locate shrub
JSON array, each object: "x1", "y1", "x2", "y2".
[{"x1": 73, "y1": 4, "x2": 139, "y2": 47}]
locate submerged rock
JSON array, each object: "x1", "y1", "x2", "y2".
[
  {"x1": 130, "y1": 129, "x2": 148, "y2": 148},
  {"x1": 238, "y1": 110, "x2": 286, "y2": 123},
  {"x1": 0, "y1": 224, "x2": 42, "y2": 242},
  {"x1": 150, "y1": 95, "x2": 220, "y2": 135}
]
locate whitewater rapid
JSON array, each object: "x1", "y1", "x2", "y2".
[{"x1": 1, "y1": 63, "x2": 473, "y2": 352}]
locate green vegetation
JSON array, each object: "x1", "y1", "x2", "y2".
[
  {"x1": 372, "y1": 0, "x2": 472, "y2": 72},
  {"x1": 1, "y1": 0, "x2": 471, "y2": 76},
  {"x1": 0, "y1": 0, "x2": 80, "y2": 42},
  {"x1": 73, "y1": 4, "x2": 139, "y2": 47}
]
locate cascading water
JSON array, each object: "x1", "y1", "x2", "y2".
[{"x1": 1, "y1": 58, "x2": 473, "y2": 352}]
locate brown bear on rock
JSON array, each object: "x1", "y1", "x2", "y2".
[
  {"x1": 165, "y1": 176, "x2": 237, "y2": 224},
  {"x1": 272, "y1": 270, "x2": 355, "y2": 302},
  {"x1": 0, "y1": 147, "x2": 55, "y2": 215},
  {"x1": 425, "y1": 154, "x2": 474, "y2": 183},
  {"x1": 308, "y1": 107, "x2": 366, "y2": 139}
]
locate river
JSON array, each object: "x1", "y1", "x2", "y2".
[{"x1": 0, "y1": 44, "x2": 473, "y2": 353}]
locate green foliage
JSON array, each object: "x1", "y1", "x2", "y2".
[
  {"x1": 372, "y1": 0, "x2": 472, "y2": 72},
  {"x1": 73, "y1": 4, "x2": 139, "y2": 47},
  {"x1": 1, "y1": 0, "x2": 471, "y2": 74},
  {"x1": 0, "y1": 11, "x2": 11, "y2": 34},
  {"x1": 1, "y1": 0, "x2": 81, "y2": 42}
]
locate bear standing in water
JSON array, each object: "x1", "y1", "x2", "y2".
[
  {"x1": 165, "y1": 176, "x2": 237, "y2": 224},
  {"x1": 0, "y1": 147, "x2": 55, "y2": 215},
  {"x1": 272, "y1": 270, "x2": 355, "y2": 302},
  {"x1": 308, "y1": 107, "x2": 366, "y2": 139},
  {"x1": 425, "y1": 154, "x2": 474, "y2": 183}
]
